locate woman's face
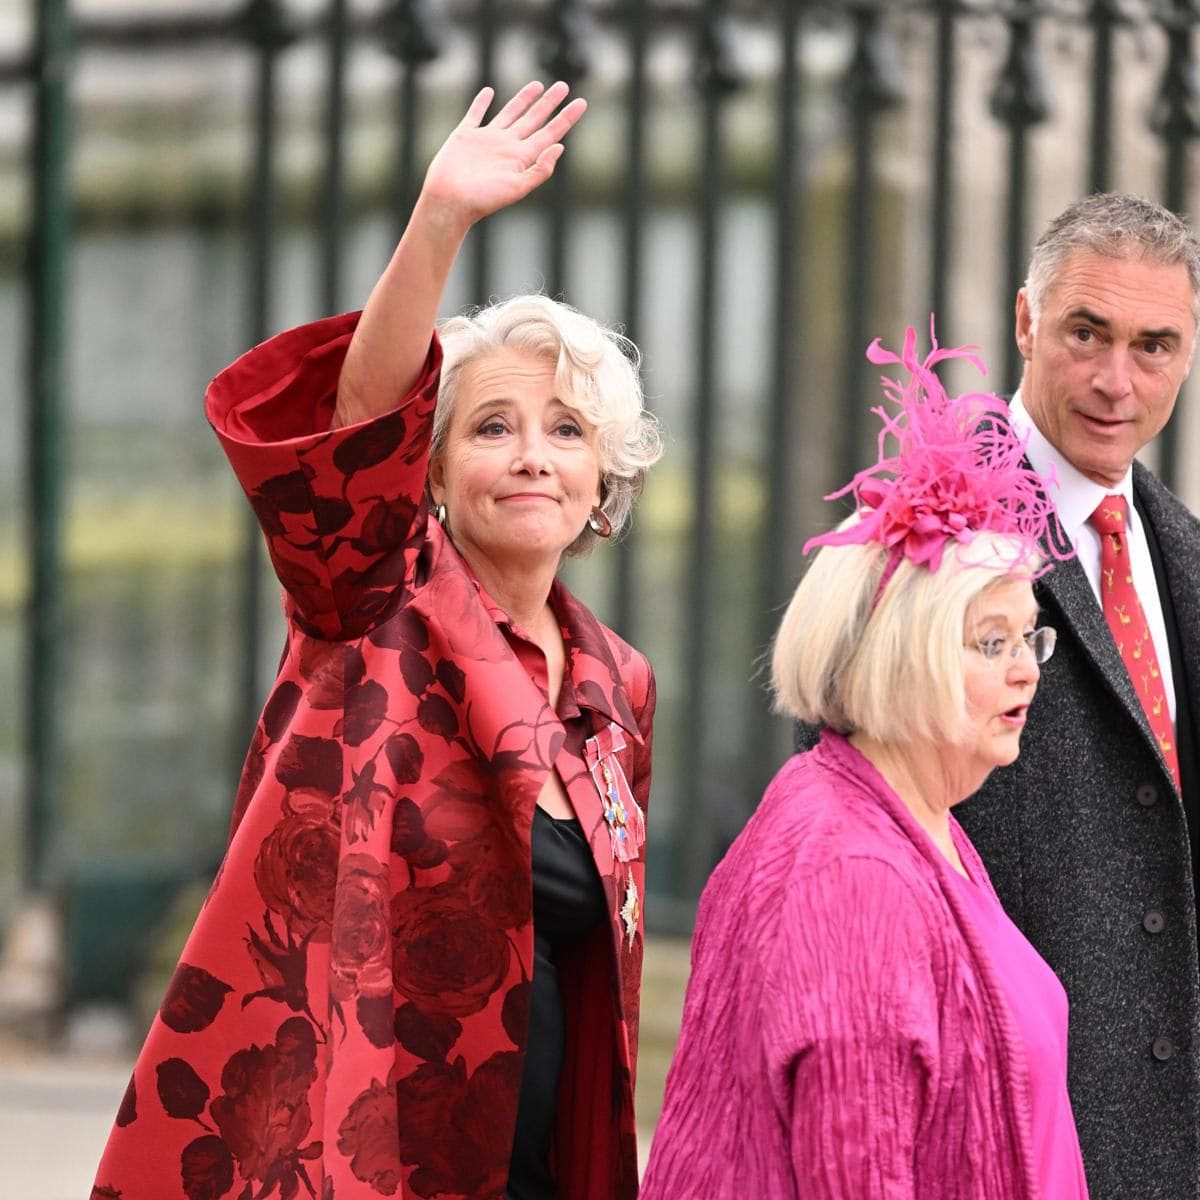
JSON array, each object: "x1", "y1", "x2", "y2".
[
  {"x1": 429, "y1": 346, "x2": 602, "y2": 579},
  {"x1": 960, "y1": 577, "x2": 1043, "y2": 773}
]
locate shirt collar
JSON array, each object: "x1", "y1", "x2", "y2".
[
  {"x1": 1009, "y1": 389, "x2": 1136, "y2": 539},
  {"x1": 465, "y1": 564, "x2": 644, "y2": 744}
]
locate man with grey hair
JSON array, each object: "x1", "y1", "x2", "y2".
[{"x1": 955, "y1": 192, "x2": 1200, "y2": 1199}]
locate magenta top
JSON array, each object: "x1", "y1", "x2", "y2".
[
  {"x1": 949, "y1": 867, "x2": 1088, "y2": 1199},
  {"x1": 640, "y1": 731, "x2": 1090, "y2": 1199}
]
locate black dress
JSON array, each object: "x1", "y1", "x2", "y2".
[{"x1": 506, "y1": 806, "x2": 608, "y2": 1200}]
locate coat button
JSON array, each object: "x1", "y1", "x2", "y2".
[
  {"x1": 1143, "y1": 910, "x2": 1166, "y2": 934},
  {"x1": 1136, "y1": 783, "x2": 1159, "y2": 807},
  {"x1": 1152, "y1": 1037, "x2": 1176, "y2": 1061}
]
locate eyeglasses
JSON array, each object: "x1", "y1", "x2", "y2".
[{"x1": 969, "y1": 626, "x2": 1057, "y2": 665}]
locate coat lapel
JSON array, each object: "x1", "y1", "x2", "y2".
[
  {"x1": 1134, "y1": 464, "x2": 1200, "y2": 657},
  {"x1": 550, "y1": 581, "x2": 647, "y2": 964},
  {"x1": 551, "y1": 579, "x2": 645, "y2": 746},
  {"x1": 1038, "y1": 505, "x2": 1174, "y2": 781},
  {"x1": 1133, "y1": 465, "x2": 1200, "y2": 794}
]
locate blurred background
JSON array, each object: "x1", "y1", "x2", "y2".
[{"x1": 4, "y1": 0, "x2": 1200, "y2": 1193}]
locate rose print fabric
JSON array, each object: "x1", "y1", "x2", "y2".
[{"x1": 91, "y1": 312, "x2": 656, "y2": 1200}]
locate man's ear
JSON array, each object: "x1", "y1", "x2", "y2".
[{"x1": 1015, "y1": 289, "x2": 1035, "y2": 362}]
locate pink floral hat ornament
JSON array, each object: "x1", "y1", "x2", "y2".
[{"x1": 804, "y1": 320, "x2": 1072, "y2": 599}]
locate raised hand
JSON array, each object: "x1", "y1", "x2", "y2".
[
  {"x1": 335, "y1": 81, "x2": 586, "y2": 427},
  {"x1": 420, "y1": 81, "x2": 587, "y2": 233}
]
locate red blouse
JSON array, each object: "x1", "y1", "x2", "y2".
[{"x1": 92, "y1": 312, "x2": 656, "y2": 1200}]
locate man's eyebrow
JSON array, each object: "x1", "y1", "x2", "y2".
[
  {"x1": 1065, "y1": 307, "x2": 1183, "y2": 342},
  {"x1": 1065, "y1": 307, "x2": 1109, "y2": 328},
  {"x1": 1141, "y1": 326, "x2": 1184, "y2": 343}
]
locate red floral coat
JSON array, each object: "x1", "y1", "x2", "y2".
[{"x1": 92, "y1": 313, "x2": 656, "y2": 1200}]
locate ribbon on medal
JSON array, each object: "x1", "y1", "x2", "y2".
[{"x1": 582, "y1": 722, "x2": 646, "y2": 866}]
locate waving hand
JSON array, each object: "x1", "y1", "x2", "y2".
[
  {"x1": 423, "y1": 81, "x2": 587, "y2": 231},
  {"x1": 335, "y1": 81, "x2": 586, "y2": 427}
]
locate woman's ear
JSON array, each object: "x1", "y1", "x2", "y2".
[{"x1": 428, "y1": 455, "x2": 445, "y2": 505}]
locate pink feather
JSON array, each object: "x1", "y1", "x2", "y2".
[{"x1": 804, "y1": 320, "x2": 1071, "y2": 579}]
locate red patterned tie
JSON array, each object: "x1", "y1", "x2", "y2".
[{"x1": 1089, "y1": 495, "x2": 1180, "y2": 790}]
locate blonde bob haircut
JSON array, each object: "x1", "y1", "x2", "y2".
[
  {"x1": 771, "y1": 519, "x2": 1042, "y2": 746},
  {"x1": 433, "y1": 294, "x2": 663, "y2": 556}
]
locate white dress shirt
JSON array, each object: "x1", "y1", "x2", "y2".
[{"x1": 1009, "y1": 391, "x2": 1177, "y2": 725}]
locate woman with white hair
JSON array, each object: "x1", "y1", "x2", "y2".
[
  {"x1": 641, "y1": 331, "x2": 1089, "y2": 1199},
  {"x1": 94, "y1": 82, "x2": 660, "y2": 1200}
]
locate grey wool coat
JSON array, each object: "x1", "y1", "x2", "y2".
[{"x1": 797, "y1": 461, "x2": 1200, "y2": 1200}]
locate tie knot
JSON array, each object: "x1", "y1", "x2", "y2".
[{"x1": 1090, "y1": 495, "x2": 1128, "y2": 536}]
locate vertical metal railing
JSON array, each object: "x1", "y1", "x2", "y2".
[
  {"x1": 1152, "y1": 0, "x2": 1200, "y2": 491},
  {"x1": 320, "y1": 0, "x2": 349, "y2": 316},
  {"x1": 470, "y1": 0, "x2": 498, "y2": 304},
  {"x1": 231, "y1": 0, "x2": 295, "y2": 769},
  {"x1": 1088, "y1": 0, "x2": 1121, "y2": 194},
  {"x1": 8, "y1": 0, "x2": 1200, "y2": 921},
  {"x1": 838, "y1": 0, "x2": 904, "y2": 487},
  {"x1": 929, "y1": 0, "x2": 959, "y2": 337},
  {"x1": 746, "y1": 0, "x2": 804, "y2": 808},
  {"x1": 384, "y1": 0, "x2": 439, "y2": 243},
  {"x1": 24, "y1": 0, "x2": 72, "y2": 890},
  {"x1": 611, "y1": 0, "x2": 651, "y2": 643},
  {"x1": 540, "y1": 0, "x2": 591, "y2": 299},
  {"x1": 990, "y1": 1, "x2": 1050, "y2": 390},
  {"x1": 679, "y1": 2, "x2": 741, "y2": 899}
]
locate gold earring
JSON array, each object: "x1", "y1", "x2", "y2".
[{"x1": 587, "y1": 506, "x2": 613, "y2": 539}]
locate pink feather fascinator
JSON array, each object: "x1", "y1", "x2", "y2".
[{"x1": 804, "y1": 321, "x2": 1071, "y2": 584}]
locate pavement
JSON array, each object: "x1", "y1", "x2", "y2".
[
  {"x1": 0, "y1": 1041, "x2": 655, "y2": 1197},
  {"x1": 0, "y1": 1037, "x2": 131, "y2": 1200},
  {"x1": 0, "y1": 897, "x2": 134, "y2": 1199},
  {"x1": 0, "y1": 934, "x2": 690, "y2": 1197}
]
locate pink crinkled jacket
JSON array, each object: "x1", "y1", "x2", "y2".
[{"x1": 641, "y1": 730, "x2": 1040, "y2": 1200}]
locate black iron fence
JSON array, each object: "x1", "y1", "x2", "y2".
[{"x1": 5, "y1": 0, "x2": 1200, "y2": 966}]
